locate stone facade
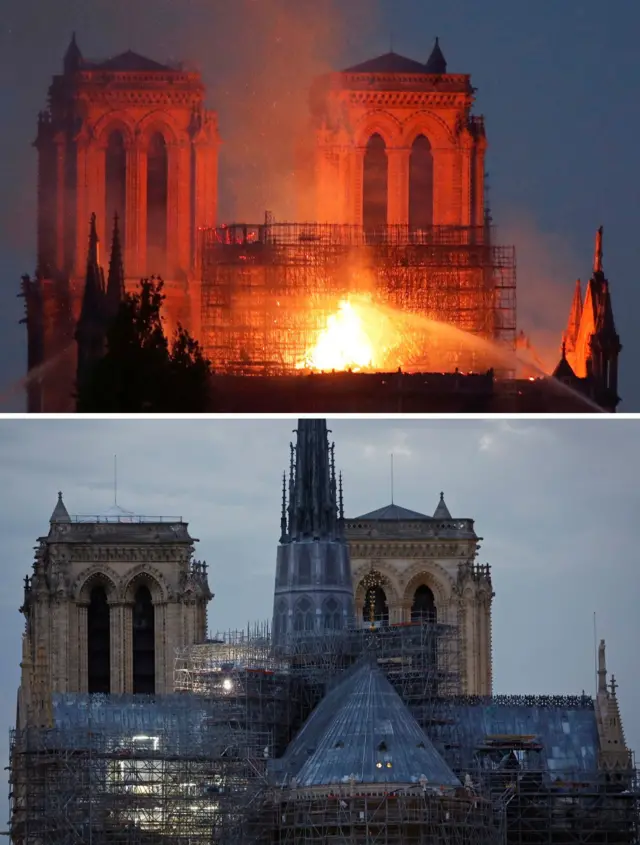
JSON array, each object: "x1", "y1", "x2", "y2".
[
  {"x1": 17, "y1": 494, "x2": 211, "y2": 729},
  {"x1": 27, "y1": 37, "x2": 219, "y2": 411},
  {"x1": 344, "y1": 497, "x2": 493, "y2": 696},
  {"x1": 307, "y1": 45, "x2": 486, "y2": 228}
]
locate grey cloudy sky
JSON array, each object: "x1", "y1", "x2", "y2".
[{"x1": 0, "y1": 416, "x2": 638, "y2": 779}]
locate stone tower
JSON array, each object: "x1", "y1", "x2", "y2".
[
  {"x1": 344, "y1": 492, "x2": 493, "y2": 695},
  {"x1": 306, "y1": 38, "x2": 486, "y2": 229},
  {"x1": 16, "y1": 493, "x2": 212, "y2": 730},
  {"x1": 272, "y1": 420, "x2": 355, "y2": 649},
  {"x1": 24, "y1": 34, "x2": 219, "y2": 411}
]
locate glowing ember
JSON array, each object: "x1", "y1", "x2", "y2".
[{"x1": 298, "y1": 299, "x2": 381, "y2": 372}]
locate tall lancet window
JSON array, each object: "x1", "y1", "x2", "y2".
[
  {"x1": 105, "y1": 130, "x2": 127, "y2": 250},
  {"x1": 132, "y1": 585, "x2": 155, "y2": 694},
  {"x1": 363, "y1": 134, "x2": 388, "y2": 233},
  {"x1": 146, "y1": 132, "x2": 168, "y2": 274},
  {"x1": 409, "y1": 135, "x2": 434, "y2": 231},
  {"x1": 87, "y1": 585, "x2": 110, "y2": 693},
  {"x1": 411, "y1": 585, "x2": 437, "y2": 622}
]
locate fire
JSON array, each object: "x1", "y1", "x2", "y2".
[{"x1": 297, "y1": 298, "x2": 384, "y2": 372}]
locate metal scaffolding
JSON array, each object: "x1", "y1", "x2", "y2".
[
  {"x1": 10, "y1": 621, "x2": 639, "y2": 845},
  {"x1": 200, "y1": 222, "x2": 516, "y2": 376}
]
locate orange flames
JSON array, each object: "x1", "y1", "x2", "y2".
[{"x1": 297, "y1": 297, "x2": 399, "y2": 372}]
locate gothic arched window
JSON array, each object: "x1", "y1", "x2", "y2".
[
  {"x1": 323, "y1": 597, "x2": 341, "y2": 630},
  {"x1": 132, "y1": 585, "x2": 155, "y2": 694},
  {"x1": 275, "y1": 599, "x2": 288, "y2": 639},
  {"x1": 146, "y1": 131, "x2": 168, "y2": 273},
  {"x1": 363, "y1": 582, "x2": 389, "y2": 626},
  {"x1": 363, "y1": 133, "x2": 388, "y2": 234},
  {"x1": 87, "y1": 585, "x2": 110, "y2": 694},
  {"x1": 105, "y1": 130, "x2": 127, "y2": 249},
  {"x1": 293, "y1": 596, "x2": 314, "y2": 632},
  {"x1": 409, "y1": 135, "x2": 434, "y2": 231},
  {"x1": 411, "y1": 585, "x2": 437, "y2": 622}
]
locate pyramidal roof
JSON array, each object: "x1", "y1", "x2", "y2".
[
  {"x1": 50, "y1": 492, "x2": 71, "y2": 524},
  {"x1": 343, "y1": 52, "x2": 431, "y2": 74},
  {"x1": 433, "y1": 492, "x2": 452, "y2": 519},
  {"x1": 281, "y1": 662, "x2": 460, "y2": 789},
  {"x1": 354, "y1": 503, "x2": 432, "y2": 521}
]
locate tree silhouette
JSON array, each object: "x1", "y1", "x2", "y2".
[{"x1": 76, "y1": 278, "x2": 211, "y2": 412}]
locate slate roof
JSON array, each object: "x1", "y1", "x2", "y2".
[
  {"x1": 436, "y1": 700, "x2": 600, "y2": 779},
  {"x1": 50, "y1": 492, "x2": 70, "y2": 524},
  {"x1": 90, "y1": 51, "x2": 174, "y2": 72},
  {"x1": 278, "y1": 662, "x2": 461, "y2": 788},
  {"x1": 354, "y1": 503, "x2": 432, "y2": 521},
  {"x1": 343, "y1": 52, "x2": 431, "y2": 75},
  {"x1": 433, "y1": 493, "x2": 452, "y2": 520}
]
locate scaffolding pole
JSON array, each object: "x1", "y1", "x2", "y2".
[{"x1": 200, "y1": 223, "x2": 516, "y2": 377}]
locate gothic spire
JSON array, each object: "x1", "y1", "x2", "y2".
[
  {"x1": 106, "y1": 213, "x2": 125, "y2": 319},
  {"x1": 593, "y1": 226, "x2": 604, "y2": 275},
  {"x1": 79, "y1": 213, "x2": 105, "y2": 326},
  {"x1": 433, "y1": 491, "x2": 452, "y2": 519},
  {"x1": 425, "y1": 37, "x2": 447, "y2": 73},
  {"x1": 285, "y1": 419, "x2": 341, "y2": 542},
  {"x1": 597, "y1": 638, "x2": 607, "y2": 695},
  {"x1": 564, "y1": 279, "x2": 583, "y2": 353},
  {"x1": 280, "y1": 472, "x2": 288, "y2": 542},
  {"x1": 63, "y1": 32, "x2": 83, "y2": 74},
  {"x1": 50, "y1": 492, "x2": 70, "y2": 524}
]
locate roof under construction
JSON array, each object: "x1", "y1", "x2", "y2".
[{"x1": 276, "y1": 661, "x2": 461, "y2": 789}]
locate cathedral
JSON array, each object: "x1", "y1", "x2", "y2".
[
  {"x1": 22, "y1": 36, "x2": 621, "y2": 412},
  {"x1": 10, "y1": 420, "x2": 637, "y2": 845}
]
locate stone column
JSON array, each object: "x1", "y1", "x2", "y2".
[
  {"x1": 473, "y1": 139, "x2": 486, "y2": 229},
  {"x1": 126, "y1": 139, "x2": 147, "y2": 280},
  {"x1": 74, "y1": 140, "x2": 90, "y2": 277},
  {"x1": 386, "y1": 148, "x2": 410, "y2": 226},
  {"x1": 109, "y1": 602, "x2": 124, "y2": 694},
  {"x1": 123, "y1": 603, "x2": 133, "y2": 693},
  {"x1": 458, "y1": 138, "x2": 474, "y2": 229},
  {"x1": 167, "y1": 140, "x2": 191, "y2": 275},
  {"x1": 155, "y1": 602, "x2": 167, "y2": 695},
  {"x1": 89, "y1": 145, "x2": 106, "y2": 252},
  {"x1": 351, "y1": 149, "x2": 365, "y2": 227},
  {"x1": 193, "y1": 140, "x2": 218, "y2": 269},
  {"x1": 76, "y1": 603, "x2": 89, "y2": 693},
  {"x1": 53, "y1": 133, "x2": 67, "y2": 274}
]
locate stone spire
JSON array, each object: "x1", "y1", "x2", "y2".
[
  {"x1": 564, "y1": 279, "x2": 583, "y2": 354},
  {"x1": 593, "y1": 225, "x2": 604, "y2": 275},
  {"x1": 76, "y1": 213, "x2": 107, "y2": 392},
  {"x1": 63, "y1": 32, "x2": 83, "y2": 74},
  {"x1": 79, "y1": 213, "x2": 105, "y2": 325},
  {"x1": 597, "y1": 638, "x2": 607, "y2": 695},
  {"x1": 433, "y1": 491, "x2": 452, "y2": 519},
  {"x1": 50, "y1": 492, "x2": 70, "y2": 524},
  {"x1": 272, "y1": 419, "x2": 355, "y2": 650},
  {"x1": 106, "y1": 213, "x2": 125, "y2": 320},
  {"x1": 425, "y1": 37, "x2": 447, "y2": 73},
  {"x1": 285, "y1": 419, "x2": 341, "y2": 542}
]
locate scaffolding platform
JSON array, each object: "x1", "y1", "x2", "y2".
[{"x1": 200, "y1": 222, "x2": 517, "y2": 376}]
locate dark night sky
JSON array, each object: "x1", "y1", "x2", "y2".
[{"x1": 0, "y1": 0, "x2": 639, "y2": 409}]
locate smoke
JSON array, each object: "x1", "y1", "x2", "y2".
[
  {"x1": 194, "y1": 0, "x2": 379, "y2": 222},
  {"x1": 498, "y1": 211, "x2": 582, "y2": 374}
]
